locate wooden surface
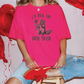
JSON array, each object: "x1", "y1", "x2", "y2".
[{"x1": 37, "y1": 76, "x2": 64, "y2": 84}]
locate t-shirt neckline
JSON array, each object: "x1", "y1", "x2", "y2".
[{"x1": 29, "y1": 3, "x2": 49, "y2": 8}]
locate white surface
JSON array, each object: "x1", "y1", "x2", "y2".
[{"x1": 0, "y1": 0, "x2": 84, "y2": 84}]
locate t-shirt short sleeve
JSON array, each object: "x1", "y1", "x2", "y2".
[
  {"x1": 60, "y1": 6, "x2": 71, "y2": 40},
  {"x1": 9, "y1": 6, "x2": 24, "y2": 40}
]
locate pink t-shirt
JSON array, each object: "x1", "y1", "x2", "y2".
[{"x1": 9, "y1": 3, "x2": 71, "y2": 67}]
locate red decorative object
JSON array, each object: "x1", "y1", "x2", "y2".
[
  {"x1": 65, "y1": 0, "x2": 84, "y2": 15},
  {"x1": 3, "y1": 62, "x2": 7, "y2": 83},
  {"x1": 0, "y1": 4, "x2": 15, "y2": 63},
  {"x1": 0, "y1": 36, "x2": 8, "y2": 63},
  {"x1": 0, "y1": 4, "x2": 15, "y2": 37},
  {"x1": 24, "y1": 67, "x2": 52, "y2": 83}
]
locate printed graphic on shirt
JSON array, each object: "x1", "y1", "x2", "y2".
[
  {"x1": 31, "y1": 14, "x2": 52, "y2": 41},
  {"x1": 34, "y1": 19, "x2": 52, "y2": 35}
]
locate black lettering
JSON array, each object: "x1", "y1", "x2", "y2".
[
  {"x1": 41, "y1": 36, "x2": 51, "y2": 41},
  {"x1": 41, "y1": 36, "x2": 45, "y2": 41},
  {"x1": 32, "y1": 36, "x2": 40, "y2": 41},
  {"x1": 46, "y1": 14, "x2": 51, "y2": 19}
]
